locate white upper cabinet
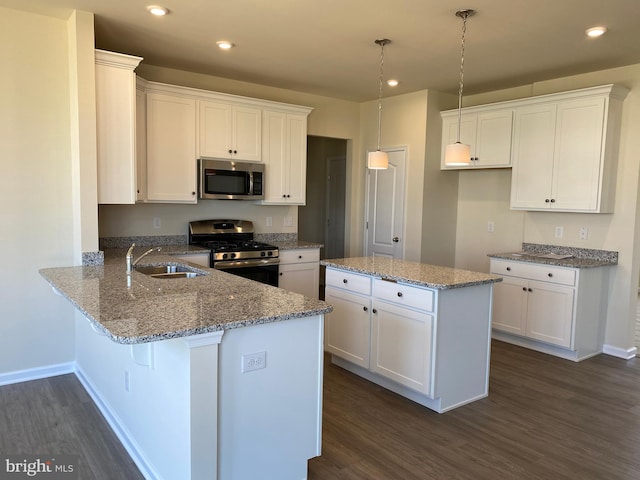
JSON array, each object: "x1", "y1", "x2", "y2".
[
  {"x1": 260, "y1": 109, "x2": 312, "y2": 205},
  {"x1": 440, "y1": 108, "x2": 514, "y2": 169},
  {"x1": 95, "y1": 49, "x2": 143, "y2": 204},
  {"x1": 146, "y1": 91, "x2": 197, "y2": 203},
  {"x1": 198, "y1": 101, "x2": 262, "y2": 162},
  {"x1": 510, "y1": 84, "x2": 628, "y2": 213}
]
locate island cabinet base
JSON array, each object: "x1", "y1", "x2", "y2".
[
  {"x1": 75, "y1": 313, "x2": 324, "y2": 480},
  {"x1": 325, "y1": 268, "x2": 494, "y2": 414}
]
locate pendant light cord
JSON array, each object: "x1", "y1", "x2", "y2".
[
  {"x1": 456, "y1": 10, "x2": 472, "y2": 143},
  {"x1": 374, "y1": 39, "x2": 390, "y2": 151}
]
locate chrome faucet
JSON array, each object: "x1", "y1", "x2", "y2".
[{"x1": 126, "y1": 243, "x2": 162, "y2": 273}]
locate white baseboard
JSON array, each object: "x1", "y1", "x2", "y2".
[
  {"x1": 74, "y1": 367, "x2": 159, "y2": 480},
  {"x1": 602, "y1": 344, "x2": 638, "y2": 360},
  {"x1": 0, "y1": 362, "x2": 75, "y2": 387}
]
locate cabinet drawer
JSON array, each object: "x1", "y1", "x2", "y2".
[
  {"x1": 326, "y1": 268, "x2": 372, "y2": 295},
  {"x1": 279, "y1": 248, "x2": 320, "y2": 264},
  {"x1": 373, "y1": 279, "x2": 434, "y2": 312},
  {"x1": 490, "y1": 259, "x2": 576, "y2": 286}
]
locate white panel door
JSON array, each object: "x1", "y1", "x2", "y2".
[
  {"x1": 525, "y1": 280, "x2": 575, "y2": 348},
  {"x1": 365, "y1": 148, "x2": 406, "y2": 259}
]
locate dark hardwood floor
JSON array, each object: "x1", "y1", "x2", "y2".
[
  {"x1": 309, "y1": 340, "x2": 640, "y2": 479},
  {"x1": 2, "y1": 341, "x2": 640, "y2": 479}
]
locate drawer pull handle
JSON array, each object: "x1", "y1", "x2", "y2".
[
  {"x1": 343, "y1": 279, "x2": 348, "y2": 284},
  {"x1": 363, "y1": 306, "x2": 368, "y2": 312},
  {"x1": 372, "y1": 308, "x2": 378, "y2": 314},
  {"x1": 506, "y1": 267, "x2": 511, "y2": 271},
  {"x1": 548, "y1": 273, "x2": 553, "y2": 277},
  {"x1": 397, "y1": 292, "x2": 403, "y2": 297}
]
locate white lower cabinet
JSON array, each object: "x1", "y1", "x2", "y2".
[
  {"x1": 278, "y1": 248, "x2": 320, "y2": 299},
  {"x1": 324, "y1": 267, "x2": 492, "y2": 412},
  {"x1": 490, "y1": 258, "x2": 609, "y2": 361},
  {"x1": 173, "y1": 252, "x2": 210, "y2": 268}
]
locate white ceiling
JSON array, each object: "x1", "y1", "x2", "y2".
[{"x1": 3, "y1": 0, "x2": 640, "y2": 101}]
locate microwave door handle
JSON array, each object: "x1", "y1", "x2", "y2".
[{"x1": 248, "y1": 171, "x2": 254, "y2": 196}]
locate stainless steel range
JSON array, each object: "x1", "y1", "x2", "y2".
[{"x1": 188, "y1": 219, "x2": 279, "y2": 286}]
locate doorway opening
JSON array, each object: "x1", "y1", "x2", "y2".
[{"x1": 299, "y1": 136, "x2": 348, "y2": 299}]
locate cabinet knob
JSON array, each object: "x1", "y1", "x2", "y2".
[
  {"x1": 298, "y1": 255, "x2": 303, "y2": 259},
  {"x1": 522, "y1": 287, "x2": 527, "y2": 292},
  {"x1": 233, "y1": 150, "x2": 237, "y2": 154},
  {"x1": 397, "y1": 292, "x2": 403, "y2": 297},
  {"x1": 279, "y1": 272, "x2": 283, "y2": 276},
  {"x1": 372, "y1": 308, "x2": 378, "y2": 314},
  {"x1": 506, "y1": 267, "x2": 511, "y2": 271},
  {"x1": 343, "y1": 279, "x2": 348, "y2": 284},
  {"x1": 528, "y1": 288, "x2": 533, "y2": 292},
  {"x1": 545, "y1": 199, "x2": 550, "y2": 203},
  {"x1": 548, "y1": 273, "x2": 553, "y2": 277},
  {"x1": 192, "y1": 191, "x2": 196, "y2": 195},
  {"x1": 550, "y1": 199, "x2": 556, "y2": 203},
  {"x1": 228, "y1": 149, "x2": 233, "y2": 154},
  {"x1": 363, "y1": 306, "x2": 368, "y2": 312}
]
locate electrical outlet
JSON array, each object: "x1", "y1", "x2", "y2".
[
  {"x1": 555, "y1": 226, "x2": 564, "y2": 239},
  {"x1": 266, "y1": 216, "x2": 273, "y2": 227},
  {"x1": 579, "y1": 226, "x2": 589, "y2": 240},
  {"x1": 124, "y1": 370, "x2": 130, "y2": 392},
  {"x1": 152, "y1": 217, "x2": 161, "y2": 229},
  {"x1": 487, "y1": 221, "x2": 495, "y2": 233},
  {"x1": 284, "y1": 215, "x2": 293, "y2": 227},
  {"x1": 242, "y1": 351, "x2": 266, "y2": 373}
]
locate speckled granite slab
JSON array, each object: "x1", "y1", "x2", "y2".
[
  {"x1": 488, "y1": 243, "x2": 618, "y2": 268},
  {"x1": 321, "y1": 257, "x2": 501, "y2": 290},
  {"x1": 40, "y1": 253, "x2": 332, "y2": 345}
]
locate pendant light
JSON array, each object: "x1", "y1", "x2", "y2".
[
  {"x1": 445, "y1": 9, "x2": 476, "y2": 166},
  {"x1": 367, "y1": 38, "x2": 391, "y2": 170}
]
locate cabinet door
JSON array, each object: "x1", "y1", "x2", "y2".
[
  {"x1": 370, "y1": 301, "x2": 433, "y2": 396},
  {"x1": 279, "y1": 262, "x2": 319, "y2": 299},
  {"x1": 261, "y1": 111, "x2": 307, "y2": 205},
  {"x1": 491, "y1": 276, "x2": 528, "y2": 336},
  {"x1": 198, "y1": 100, "x2": 232, "y2": 159},
  {"x1": 232, "y1": 106, "x2": 262, "y2": 162},
  {"x1": 285, "y1": 113, "x2": 307, "y2": 204},
  {"x1": 551, "y1": 97, "x2": 606, "y2": 211},
  {"x1": 474, "y1": 110, "x2": 513, "y2": 168},
  {"x1": 510, "y1": 103, "x2": 556, "y2": 209},
  {"x1": 324, "y1": 287, "x2": 371, "y2": 368},
  {"x1": 135, "y1": 88, "x2": 147, "y2": 202},
  {"x1": 525, "y1": 280, "x2": 574, "y2": 348},
  {"x1": 146, "y1": 93, "x2": 197, "y2": 203}
]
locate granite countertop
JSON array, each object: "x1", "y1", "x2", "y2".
[
  {"x1": 488, "y1": 243, "x2": 618, "y2": 268},
  {"x1": 320, "y1": 257, "x2": 502, "y2": 290},
  {"x1": 269, "y1": 240, "x2": 324, "y2": 250},
  {"x1": 40, "y1": 253, "x2": 332, "y2": 345}
]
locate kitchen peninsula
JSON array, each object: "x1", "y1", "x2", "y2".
[
  {"x1": 40, "y1": 253, "x2": 331, "y2": 480},
  {"x1": 321, "y1": 257, "x2": 502, "y2": 413}
]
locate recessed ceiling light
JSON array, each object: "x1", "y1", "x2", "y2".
[
  {"x1": 147, "y1": 5, "x2": 169, "y2": 16},
  {"x1": 387, "y1": 79, "x2": 399, "y2": 87},
  {"x1": 586, "y1": 26, "x2": 607, "y2": 38},
  {"x1": 216, "y1": 40, "x2": 234, "y2": 50}
]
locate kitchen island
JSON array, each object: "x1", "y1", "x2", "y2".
[
  {"x1": 40, "y1": 253, "x2": 331, "y2": 480},
  {"x1": 321, "y1": 257, "x2": 502, "y2": 413}
]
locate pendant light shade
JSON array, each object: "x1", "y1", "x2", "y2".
[
  {"x1": 445, "y1": 9, "x2": 476, "y2": 166},
  {"x1": 367, "y1": 150, "x2": 389, "y2": 169},
  {"x1": 367, "y1": 38, "x2": 391, "y2": 170}
]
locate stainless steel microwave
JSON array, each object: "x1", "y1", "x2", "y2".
[{"x1": 198, "y1": 158, "x2": 264, "y2": 200}]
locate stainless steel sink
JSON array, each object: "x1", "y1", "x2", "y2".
[{"x1": 134, "y1": 264, "x2": 207, "y2": 279}]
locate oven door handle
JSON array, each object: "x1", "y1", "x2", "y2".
[{"x1": 214, "y1": 258, "x2": 280, "y2": 269}]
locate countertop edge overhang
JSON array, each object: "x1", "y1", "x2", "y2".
[
  {"x1": 39, "y1": 255, "x2": 332, "y2": 345},
  {"x1": 321, "y1": 257, "x2": 502, "y2": 290}
]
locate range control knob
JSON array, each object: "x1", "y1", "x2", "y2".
[
  {"x1": 230, "y1": 253, "x2": 236, "y2": 259},
  {"x1": 261, "y1": 251, "x2": 266, "y2": 257},
  {"x1": 222, "y1": 253, "x2": 228, "y2": 259}
]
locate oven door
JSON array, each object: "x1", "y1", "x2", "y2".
[{"x1": 214, "y1": 259, "x2": 279, "y2": 286}]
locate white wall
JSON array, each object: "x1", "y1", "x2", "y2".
[
  {"x1": 453, "y1": 64, "x2": 640, "y2": 354},
  {"x1": 0, "y1": 7, "x2": 77, "y2": 375}
]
